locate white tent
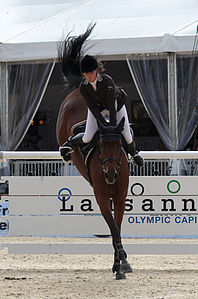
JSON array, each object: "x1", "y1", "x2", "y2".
[
  {"x1": 0, "y1": 0, "x2": 197, "y2": 62},
  {"x1": 0, "y1": 0, "x2": 198, "y2": 153}
]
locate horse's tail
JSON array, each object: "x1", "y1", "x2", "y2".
[{"x1": 57, "y1": 23, "x2": 96, "y2": 90}]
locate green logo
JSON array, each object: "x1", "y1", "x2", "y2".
[{"x1": 167, "y1": 180, "x2": 181, "y2": 194}]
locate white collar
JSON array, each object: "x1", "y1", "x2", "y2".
[{"x1": 83, "y1": 73, "x2": 103, "y2": 85}]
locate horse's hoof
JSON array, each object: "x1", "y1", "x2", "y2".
[
  {"x1": 116, "y1": 272, "x2": 126, "y2": 280},
  {"x1": 121, "y1": 262, "x2": 133, "y2": 273}
]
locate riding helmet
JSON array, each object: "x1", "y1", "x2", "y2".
[{"x1": 80, "y1": 55, "x2": 98, "y2": 73}]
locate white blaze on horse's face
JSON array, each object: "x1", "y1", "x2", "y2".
[{"x1": 83, "y1": 70, "x2": 97, "y2": 83}]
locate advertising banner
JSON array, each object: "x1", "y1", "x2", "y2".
[{"x1": 2, "y1": 176, "x2": 198, "y2": 236}]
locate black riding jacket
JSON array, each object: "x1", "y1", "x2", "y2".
[{"x1": 79, "y1": 73, "x2": 127, "y2": 126}]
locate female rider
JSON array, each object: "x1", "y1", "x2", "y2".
[{"x1": 60, "y1": 55, "x2": 143, "y2": 167}]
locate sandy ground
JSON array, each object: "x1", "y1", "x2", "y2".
[{"x1": 0, "y1": 237, "x2": 198, "y2": 299}]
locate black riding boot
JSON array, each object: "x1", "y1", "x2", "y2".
[
  {"x1": 128, "y1": 141, "x2": 143, "y2": 167},
  {"x1": 68, "y1": 132, "x2": 84, "y2": 146},
  {"x1": 59, "y1": 133, "x2": 84, "y2": 161}
]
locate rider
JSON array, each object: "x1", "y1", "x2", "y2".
[{"x1": 60, "y1": 55, "x2": 143, "y2": 167}]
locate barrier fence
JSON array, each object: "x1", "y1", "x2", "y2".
[
  {"x1": 1, "y1": 150, "x2": 198, "y2": 160},
  {"x1": 1, "y1": 150, "x2": 198, "y2": 177},
  {"x1": 8, "y1": 159, "x2": 170, "y2": 176},
  {"x1": 0, "y1": 151, "x2": 198, "y2": 254}
]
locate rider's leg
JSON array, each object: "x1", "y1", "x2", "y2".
[
  {"x1": 67, "y1": 108, "x2": 109, "y2": 145},
  {"x1": 60, "y1": 108, "x2": 98, "y2": 155},
  {"x1": 82, "y1": 109, "x2": 98, "y2": 143},
  {"x1": 67, "y1": 132, "x2": 85, "y2": 146},
  {"x1": 116, "y1": 105, "x2": 132, "y2": 143},
  {"x1": 116, "y1": 105, "x2": 143, "y2": 167}
]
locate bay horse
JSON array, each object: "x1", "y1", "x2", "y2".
[{"x1": 56, "y1": 24, "x2": 132, "y2": 279}]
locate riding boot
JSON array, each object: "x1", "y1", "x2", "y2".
[
  {"x1": 68, "y1": 132, "x2": 84, "y2": 146},
  {"x1": 59, "y1": 133, "x2": 84, "y2": 161},
  {"x1": 128, "y1": 141, "x2": 144, "y2": 167}
]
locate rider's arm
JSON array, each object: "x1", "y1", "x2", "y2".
[
  {"x1": 103, "y1": 76, "x2": 117, "y2": 126},
  {"x1": 80, "y1": 87, "x2": 107, "y2": 126}
]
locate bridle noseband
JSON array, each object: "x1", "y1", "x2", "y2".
[{"x1": 101, "y1": 156, "x2": 121, "y2": 173}]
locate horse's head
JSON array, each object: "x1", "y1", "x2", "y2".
[{"x1": 98, "y1": 117, "x2": 125, "y2": 184}]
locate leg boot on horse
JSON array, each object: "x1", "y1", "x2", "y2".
[
  {"x1": 112, "y1": 197, "x2": 133, "y2": 279},
  {"x1": 112, "y1": 251, "x2": 126, "y2": 280},
  {"x1": 112, "y1": 239, "x2": 133, "y2": 279},
  {"x1": 112, "y1": 242, "x2": 133, "y2": 279}
]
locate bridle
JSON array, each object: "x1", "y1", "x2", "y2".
[
  {"x1": 97, "y1": 118, "x2": 125, "y2": 184},
  {"x1": 99, "y1": 139, "x2": 122, "y2": 184},
  {"x1": 100, "y1": 154, "x2": 122, "y2": 174}
]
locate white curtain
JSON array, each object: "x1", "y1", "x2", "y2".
[
  {"x1": 177, "y1": 54, "x2": 198, "y2": 150},
  {"x1": 3, "y1": 61, "x2": 55, "y2": 150},
  {"x1": 128, "y1": 53, "x2": 172, "y2": 148},
  {"x1": 128, "y1": 53, "x2": 198, "y2": 151}
]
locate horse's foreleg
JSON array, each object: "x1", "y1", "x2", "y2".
[
  {"x1": 95, "y1": 194, "x2": 125, "y2": 279},
  {"x1": 113, "y1": 196, "x2": 133, "y2": 274},
  {"x1": 112, "y1": 241, "x2": 126, "y2": 279}
]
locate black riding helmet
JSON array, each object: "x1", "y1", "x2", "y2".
[{"x1": 80, "y1": 55, "x2": 98, "y2": 73}]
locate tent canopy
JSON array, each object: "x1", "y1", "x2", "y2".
[{"x1": 0, "y1": 0, "x2": 197, "y2": 61}]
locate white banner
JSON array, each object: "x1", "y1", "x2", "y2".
[{"x1": 2, "y1": 176, "x2": 198, "y2": 236}]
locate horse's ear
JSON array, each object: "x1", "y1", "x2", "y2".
[
  {"x1": 116, "y1": 117, "x2": 125, "y2": 133},
  {"x1": 97, "y1": 119, "x2": 106, "y2": 133}
]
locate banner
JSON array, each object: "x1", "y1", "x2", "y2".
[{"x1": 2, "y1": 176, "x2": 198, "y2": 236}]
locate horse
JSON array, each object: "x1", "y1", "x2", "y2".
[{"x1": 56, "y1": 24, "x2": 132, "y2": 279}]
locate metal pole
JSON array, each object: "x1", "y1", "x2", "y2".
[
  {"x1": 0, "y1": 151, "x2": 198, "y2": 161},
  {"x1": 168, "y1": 53, "x2": 178, "y2": 150},
  {"x1": 0, "y1": 62, "x2": 8, "y2": 150}
]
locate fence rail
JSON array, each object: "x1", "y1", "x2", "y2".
[
  {"x1": 1, "y1": 151, "x2": 198, "y2": 177},
  {"x1": 1, "y1": 150, "x2": 198, "y2": 160}
]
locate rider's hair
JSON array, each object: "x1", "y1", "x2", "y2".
[{"x1": 97, "y1": 58, "x2": 105, "y2": 73}]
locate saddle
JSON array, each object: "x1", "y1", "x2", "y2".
[
  {"x1": 71, "y1": 121, "x2": 129, "y2": 186},
  {"x1": 72, "y1": 121, "x2": 99, "y2": 185}
]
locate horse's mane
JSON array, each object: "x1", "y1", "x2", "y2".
[{"x1": 57, "y1": 23, "x2": 96, "y2": 92}]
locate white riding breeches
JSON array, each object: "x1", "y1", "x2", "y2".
[
  {"x1": 82, "y1": 104, "x2": 133, "y2": 144},
  {"x1": 116, "y1": 105, "x2": 133, "y2": 144}
]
